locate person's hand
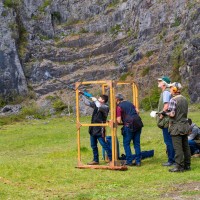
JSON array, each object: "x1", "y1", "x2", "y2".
[
  {"x1": 91, "y1": 97, "x2": 97, "y2": 101},
  {"x1": 158, "y1": 111, "x2": 167, "y2": 119},
  {"x1": 159, "y1": 114, "x2": 164, "y2": 119},
  {"x1": 160, "y1": 111, "x2": 167, "y2": 116}
]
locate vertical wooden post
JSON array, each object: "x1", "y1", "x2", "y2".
[
  {"x1": 76, "y1": 83, "x2": 81, "y2": 164},
  {"x1": 134, "y1": 84, "x2": 139, "y2": 110},
  {"x1": 109, "y1": 81, "x2": 114, "y2": 167},
  {"x1": 112, "y1": 83, "x2": 118, "y2": 162},
  {"x1": 132, "y1": 84, "x2": 136, "y2": 108},
  {"x1": 132, "y1": 83, "x2": 137, "y2": 109},
  {"x1": 102, "y1": 84, "x2": 105, "y2": 94}
]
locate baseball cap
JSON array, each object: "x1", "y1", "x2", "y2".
[
  {"x1": 157, "y1": 76, "x2": 171, "y2": 84},
  {"x1": 115, "y1": 93, "x2": 124, "y2": 100},
  {"x1": 168, "y1": 82, "x2": 182, "y2": 90}
]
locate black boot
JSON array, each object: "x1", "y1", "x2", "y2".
[
  {"x1": 184, "y1": 166, "x2": 191, "y2": 171},
  {"x1": 169, "y1": 166, "x2": 184, "y2": 172}
]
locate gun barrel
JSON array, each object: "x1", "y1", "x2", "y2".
[
  {"x1": 55, "y1": 79, "x2": 76, "y2": 91},
  {"x1": 44, "y1": 71, "x2": 82, "y2": 93}
]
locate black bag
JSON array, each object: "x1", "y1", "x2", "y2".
[{"x1": 130, "y1": 115, "x2": 144, "y2": 132}]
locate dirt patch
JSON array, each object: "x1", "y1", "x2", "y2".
[{"x1": 161, "y1": 182, "x2": 200, "y2": 200}]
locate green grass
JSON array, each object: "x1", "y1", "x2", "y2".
[{"x1": 0, "y1": 113, "x2": 200, "y2": 199}]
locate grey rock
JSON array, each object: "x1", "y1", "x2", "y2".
[
  {"x1": 0, "y1": 104, "x2": 22, "y2": 115},
  {"x1": 0, "y1": 0, "x2": 200, "y2": 109},
  {"x1": 0, "y1": 2, "x2": 28, "y2": 98}
]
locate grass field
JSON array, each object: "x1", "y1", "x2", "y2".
[{"x1": 0, "y1": 112, "x2": 200, "y2": 200}]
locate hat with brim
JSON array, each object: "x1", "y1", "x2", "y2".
[{"x1": 157, "y1": 76, "x2": 171, "y2": 84}]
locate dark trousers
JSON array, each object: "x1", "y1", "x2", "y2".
[
  {"x1": 90, "y1": 134, "x2": 112, "y2": 162},
  {"x1": 172, "y1": 134, "x2": 191, "y2": 167}
]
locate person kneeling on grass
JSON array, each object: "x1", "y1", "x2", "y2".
[{"x1": 187, "y1": 118, "x2": 200, "y2": 157}]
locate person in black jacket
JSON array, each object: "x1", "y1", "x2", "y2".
[{"x1": 82, "y1": 94, "x2": 112, "y2": 165}]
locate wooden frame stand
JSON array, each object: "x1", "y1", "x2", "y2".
[{"x1": 75, "y1": 80, "x2": 138, "y2": 170}]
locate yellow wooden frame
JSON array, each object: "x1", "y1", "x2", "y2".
[{"x1": 75, "y1": 80, "x2": 138, "y2": 170}]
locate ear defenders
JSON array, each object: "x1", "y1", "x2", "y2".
[{"x1": 172, "y1": 82, "x2": 179, "y2": 93}]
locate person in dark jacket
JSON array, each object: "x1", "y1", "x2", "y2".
[
  {"x1": 116, "y1": 93, "x2": 143, "y2": 166},
  {"x1": 187, "y1": 118, "x2": 200, "y2": 156},
  {"x1": 82, "y1": 94, "x2": 112, "y2": 165},
  {"x1": 162, "y1": 82, "x2": 191, "y2": 172}
]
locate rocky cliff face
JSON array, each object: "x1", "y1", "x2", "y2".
[
  {"x1": 0, "y1": 0, "x2": 199, "y2": 104},
  {"x1": 0, "y1": 1, "x2": 28, "y2": 101}
]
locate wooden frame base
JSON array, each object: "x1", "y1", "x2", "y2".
[
  {"x1": 76, "y1": 165, "x2": 128, "y2": 171},
  {"x1": 76, "y1": 161, "x2": 128, "y2": 171}
]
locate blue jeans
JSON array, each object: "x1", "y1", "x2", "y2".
[
  {"x1": 90, "y1": 134, "x2": 112, "y2": 162},
  {"x1": 102, "y1": 136, "x2": 120, "y2": 160},
  {"x1": 162, "y1": 128, "x2": 175, "y2": 163},
  {"x1": 123, "y1": 126, "x2": 142, "y2": 164},
  {"x1": 188, "y1": 140, "x2": 200, "y2": 155}
]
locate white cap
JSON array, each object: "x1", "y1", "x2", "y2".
[{"x1": 168, "y1": 82, "x2": 182, "y2": 90}]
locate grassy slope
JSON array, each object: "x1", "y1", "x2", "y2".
[{"x1": 0, "y1": 112, "x2": 200, "y2": 200}]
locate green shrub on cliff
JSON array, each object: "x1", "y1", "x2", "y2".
[
  {"x1": 170, "y1": 44, "x2": 185, "y2": 82},
  {"x1": 0, "y1": 96, "x2": 6, "y2": 108},
  {"x1": 38, "y1": 0, "x2": 51, "y2": 12},
  {"x1": 21, "y1": 104, "x2": 45, "y2": 119},
  {"x1": 51, "y1": 11, "x2": 61, "y2": 23},
  {"x1": 108, "y1": 0, "x2": 120, "y2": 8},
  {"x1": 128, "y1": 45, "x2": 135, "y2": 54},
  {"x1": 52, "y1": 99, "x2": 67, "y2": 112},
  {"x1": 110, "y1": 24, "x2": 121, "y2": 36},
  {"x1": 145, "y1": 51, "x2": 154, "y2": 58},
  {"x1": 119, "y1": 72, "x2": 131, "y2": 81},
  {"x1": 18, "y1": 25, "x2": 28, "y2": 58},
  {"x1": 140, "y1": 86, "x2": 160, "y2": 111},
  {"x1": 3, "y1": 0, "x2": 21, "y2": 8},
  {"x1": 171, "y1": 17, "x2": 181, "y2": 27},
  {"x1": 141, "y1": 67, "x2": 150, "y2": 77},
  {"x1": 46, "y1": 95, "x2": 68, "y2": 113}
]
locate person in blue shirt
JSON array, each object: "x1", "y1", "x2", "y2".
[{"x1": 157, "y1": 76, "x2": 175, "y2": 166}]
